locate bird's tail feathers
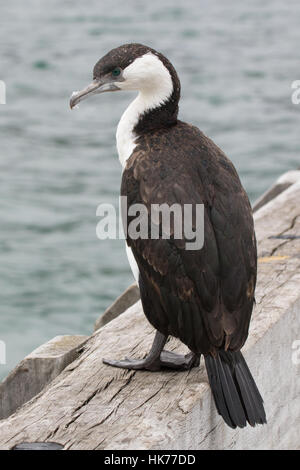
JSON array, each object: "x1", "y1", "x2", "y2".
[{"x1": 204, "y1": 350, "x2": 266, "y2": 428}]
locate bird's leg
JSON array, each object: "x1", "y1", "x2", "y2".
[
  {"x1": 103, "y1": 331, "x2": 200, "y2": 371},
  {"x1": 103, "y1": 330, "x2": 167, "y2": 371}
]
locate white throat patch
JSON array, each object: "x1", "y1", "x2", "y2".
[{"x1": 116, "y1": 53, "x2": 173, "y2": 167}]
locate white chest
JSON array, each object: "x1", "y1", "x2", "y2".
[{"x1": 116, "y1": 97, "x2": 142, "y2": 167}]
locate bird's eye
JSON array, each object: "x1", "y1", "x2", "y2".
[{"x1": 112, "y1": 67, "x2": 121, "y2": 77}]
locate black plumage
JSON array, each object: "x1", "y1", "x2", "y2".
[
  {"x1": 122, "y1": 122, "x2": 257, "y2": 355},
  {"x1": 71, "y1": 43, "x2": 266, "y2": 429}
]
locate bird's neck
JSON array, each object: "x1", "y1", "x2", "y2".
[{"x1": 116, "y1": 84, "x2": 179, "y2": 167}]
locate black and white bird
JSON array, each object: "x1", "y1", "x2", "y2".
[{"x1": 70, "y1": 43, "x2": 266, "y2": 429}]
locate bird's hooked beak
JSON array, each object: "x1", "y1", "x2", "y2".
[{"x1": 70, "y1": 79, "x2": 120, "y2": 109}]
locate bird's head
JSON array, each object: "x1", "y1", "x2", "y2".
[{"x1": 70, "y1": 43, "x2": 180, "y2": 112}]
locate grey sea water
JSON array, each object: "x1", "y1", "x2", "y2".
[{"x1": 0, "y1": 0, "x2": 299, "y2": 380}]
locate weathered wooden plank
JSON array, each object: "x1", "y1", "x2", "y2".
[
  {"x1": 0, "y1": 335, "x2": 88, "y2": 421},
  {"x1": 253, "y1": 169, "x2": 300, "y2": 212},
  {"x1": 94, "y1": 283, "x2": 139, "y2": 331},
  {"x1": 0, "y1": 182, "x2": 299, "y2": 450}
]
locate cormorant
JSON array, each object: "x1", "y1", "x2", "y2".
[{"x1": 70, "y1": 44, "x2": 266, "y2": 429}]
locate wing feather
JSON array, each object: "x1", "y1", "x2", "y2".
[{"x1": 121, "y1": 123, "x2": 256, "y2": 354}]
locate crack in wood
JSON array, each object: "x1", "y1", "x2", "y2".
[{"x1": 270, "y1": 214, "x2": 300, "y2": 256}]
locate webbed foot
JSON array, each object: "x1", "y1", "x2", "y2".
[
  {"x1": 103, "y1": 329, "x2": 200, "y2": 371},
  {"x1": 160, "y1": 350, "x2": 200, "y2": 370}
]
